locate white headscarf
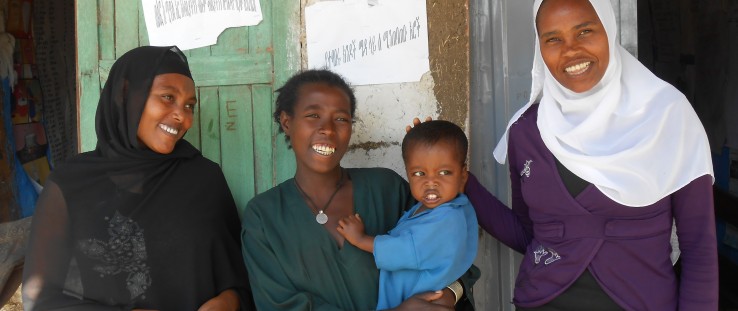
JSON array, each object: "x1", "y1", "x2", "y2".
[{"x1": 493, "y1": 0, "x2": 713, "y2": 207}]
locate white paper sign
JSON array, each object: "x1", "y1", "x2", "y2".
[
  {"x1": 142, "y1": 0, "x2": 263, "y2": 51},
  {"x1": 306, "y1": 0, "x2": 429, "y2": 85}
]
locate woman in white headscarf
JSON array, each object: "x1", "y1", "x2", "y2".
[{"x1": 464, "y1": 0, "x2": 718, "y2": 309}]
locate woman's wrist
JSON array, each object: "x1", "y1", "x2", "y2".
[{"x1": 445, "y1": 280, "x2": 463, "y2": 305}]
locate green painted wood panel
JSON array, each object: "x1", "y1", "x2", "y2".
[
  {"x1": 77, "y1": 0, "x2": 300, "y2": 209},
  {"x1": 199, "y1": 87, "x2": 221, "y2": 165},
  {"x1": 250, "y1": 0, "x2": 272, "y2": 53},
  {"x1": 138, "y1": 3, "x2": 150, "y2": 45},
  {"x1": 98, "y1": 54, "x2": 272, "y2": 87},
  {"x1": 272, "y1": 0, "x2": 300, "y2": 184},
  {"x1": 183, "y1": 92, "x2": 201, "y2": 150},
  {"x1": 250, "y1": 1, "x2": 275, "y2": 197},
  {"x1": 252, "y1": 85, "x2": 273, "y2": 195},
  {"x1": 114, "y1": 1, "x2": 140, "y2": 58},
  {"x1": 76, "y1": 0, "x2": 100, "y2": 152},
  {"x1": 98, "y1": 0, "x2": 115, "y2": 60},
  {"x1": 219, "y1": 85, "x2": 255, "y2": 214},
  {"x1": 211, "y1": 27, "x2": 249, "y2": 55},
  {"x1": 187, "y1": 45, "x2": 211, "y2": 58},
  {"x1": 189, "y1": 54, "x2": 273, "y2": 86}
]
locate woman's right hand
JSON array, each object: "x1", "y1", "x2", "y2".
[{"x1": 386, "y1": 291, "x2": 454, "y2": 311}]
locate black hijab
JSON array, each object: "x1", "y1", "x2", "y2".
[
  {"x1": 23, "y1": 46, "x2": 253, "y2": 310},
  {"x1": 96, "y1": 45, "x2": 196, "y2": 159},
  {"x1": 59, "y1": 46, "x2": 200, "y2": 197}
]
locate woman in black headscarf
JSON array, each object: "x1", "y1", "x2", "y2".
[{"x1": 22, "y1": 46, "x2": 253, "y2": 311}]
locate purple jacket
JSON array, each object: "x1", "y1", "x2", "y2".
[{"x1": 466, "y1": 104, "x2": 718, "y2": 310}]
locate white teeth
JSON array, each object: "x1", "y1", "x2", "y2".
[
  {"x1": 565, "y1": 62, "x2": 591, "y2": 74},
  {"x1": 159, "y1": 124, "x2": 178, "y2": 135},
  {"x1": 312, "y1": 144, "x2": 335, "y2": 156},
  {"x1": 426, "y1": 193, "x2": 438, "y2": 200}
]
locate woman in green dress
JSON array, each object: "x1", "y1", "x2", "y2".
[{"x1": 241, "y1": 69, "x2": 474, "y2": 310}]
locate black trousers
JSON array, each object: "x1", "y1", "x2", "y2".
[{"x1": 516, "y1": 270, "x2": 623, "y2": 311}]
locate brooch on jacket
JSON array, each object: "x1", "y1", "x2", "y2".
[
  {"x1": 534, "y1": 244, "x2": 561, "y2": 265},
  {"x1": 521, "y1": 160, "x2": 533, "y2": 178}
]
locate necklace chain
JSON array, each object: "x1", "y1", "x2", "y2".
[{"x1": 294, "y1": 168, "x2": 346, "y2": 224}]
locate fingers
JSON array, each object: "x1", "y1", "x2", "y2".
[
  {"x1": 337, "y1": 214, "x2": 361, "y2": 229},
  {"x1": 413, "y1": 290, "x2": 444, "y2": 302},
  {"x1": 406, "y1": 117, "x2": 421, "y2": 133},
  {"x1": 406, "y1": 116, "x2": 433, "y2": 133}
]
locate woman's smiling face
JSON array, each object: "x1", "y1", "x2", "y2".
[
  {"x1": 137, "y1": 73, "x2": 196, "y2": 154},
  {"x1": 536, "y1": 0, "x2": 609, "y2": 93},
  {"x1": 280, "y1": 82, "x2": 353, "y2": 175}
]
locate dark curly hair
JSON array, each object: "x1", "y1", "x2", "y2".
[
  {"x1": 273, "y1": 69, "x2": 357, "y2": 143},
  {"x1": 402, "y1": 120, "x2": 468, "y2": 166}
]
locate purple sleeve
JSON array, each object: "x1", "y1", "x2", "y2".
[
  {"x1": 465, "y1": 173, "x2": 532, "y2": 253},
  {"x1": 671, "y1": 174, "x2": 718, "y2": 310}
]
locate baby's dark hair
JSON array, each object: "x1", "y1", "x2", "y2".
[
  {"x1": 273, "y1": 69, "x2": 357, "y2": 141},
  {"x1": 402, "y1": 120, "x2": 468, "y2": 165}
]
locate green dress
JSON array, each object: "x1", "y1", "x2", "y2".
[{"x1": 242, "y1": 167, "x2": 413, "y2": 311}]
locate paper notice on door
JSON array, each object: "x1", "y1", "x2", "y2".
[
  {"x1": 305, "y1": 0, "x2": 429, "y2": 85},
  {"x1": 141, "y1": 0, "x2": 263, "y2": 51}
]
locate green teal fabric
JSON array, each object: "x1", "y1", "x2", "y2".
[{"x1": 242, "y1": 167, "x2": 413, "y2": 311}]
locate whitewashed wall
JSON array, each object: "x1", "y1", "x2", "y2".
[
  {"x1": 343, "y1": 72, "x2": 440, "y2": 176},
  {"x1": 303, "y1": 0, "x2": 443, "y2": 177}
]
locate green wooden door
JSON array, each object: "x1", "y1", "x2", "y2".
[{"x1": 76, "y1": 0, "x2": 299, "y2": 214}]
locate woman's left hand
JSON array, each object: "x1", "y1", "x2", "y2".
[
  {"x1": 388, "y1": 291, "x2": 454, "y2": 311},
  {"x1": 405, "y1": 116, "x2": 433, "y2": 133},
  {"x1": 432, "y1": 288, "x2": 456, "y2": 307},
  {"x1": 197, "y1": 289, "x2": 239, "y2": 311}
]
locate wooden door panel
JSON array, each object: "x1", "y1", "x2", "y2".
[
  {"x1": 211, "y1": 27, "x2": 249, "y2": 55},
  {"x1": 190, "y1": 55, "x2": 273, "y2": 86},
  {"x1": 114, "y1": 1, "x2": 139, "y2": 58},
  {"x1": 98, "y1": 55, "x2": 273, "y2": 86},
  {"x1": 249, "y1": 0, "x2": 272, "y2": 54},
  {"x1": 183, "y1": 99, "x2": 201, "y2": 150},
  {"x1": 99, "y1": 0, "x2": 115, "y2": 59},
  {"x1": 76, "y1": 1, "x2": 101, "y2": 153},
  {"x1": 252, "y1": 85, "x2": 274, "y2": 196},
  {"x1": 219, "y1": 85, "x2": 255, "y2": 210},
  {"x1": 198, "y1": 87, "x2": 221, "y2": 164},
  {"x1": 271, "y1": 2, "x2": 299, "y2": 184}
]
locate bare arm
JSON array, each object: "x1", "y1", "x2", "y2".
[
  {"x1": 197, "y1": 289, "x2": 239, "y2": 311},
  {"x1": 387, "y1": 291, "x2": 453, "y2": 311}
]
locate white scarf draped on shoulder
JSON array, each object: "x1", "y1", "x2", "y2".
[{"x1": 492, "y1": 0, "x2": 713, "y2": 207}]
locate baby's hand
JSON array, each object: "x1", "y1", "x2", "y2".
[
  {"x1": 337, "y1": 214, "x2": 365, "y2": 245},
  {"x1": 405, "y1": 116, "x2": 433, "y2": 133}
]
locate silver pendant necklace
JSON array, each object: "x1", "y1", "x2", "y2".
[{"x1": 294, "y1": 169, "x2": 346, "y2": 225}]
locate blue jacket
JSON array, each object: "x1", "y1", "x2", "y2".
[{"x1": 373, "y1": 194, "x2": 478, "y2": 309}]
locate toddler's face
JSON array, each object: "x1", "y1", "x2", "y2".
[{"x1": 404, "y1": 140, "x2": 468, "y2": 209}]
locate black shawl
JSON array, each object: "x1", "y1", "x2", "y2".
[{"x1": 22, "y1": 46, "x2": 254, "y2": 310}]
